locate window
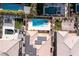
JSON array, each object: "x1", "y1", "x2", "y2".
[
  {"x1": 45, "y1": 7, "x2": 61, "y2": 15},
  {"x1": 4, "y1": 18, "x2": 12, "y2": 23},
  {"x1": 5, "y1": 29, "x2": 14, "y2": 34},
  {"x1": 56, "y1": 7, "x2": 61, "y2": 14}
]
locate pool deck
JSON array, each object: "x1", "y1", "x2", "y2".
[
  {"x1": 62, "y1": 20, "x2": 75, "y2": 31},
  {"x1": 28, "y1": 20, "x2": 50, "y2": 31}
]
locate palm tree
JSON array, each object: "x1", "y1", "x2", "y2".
[{"x1": 30, "y1": 3, "x2": 37, "y2": 17}]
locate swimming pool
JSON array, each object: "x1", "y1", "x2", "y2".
[
  {"x1": 2, "y1": 4, "x2": 23, "y2": 10},
  {"x1": 32, "y1": 19, "x2": 48, "y2": 28}
]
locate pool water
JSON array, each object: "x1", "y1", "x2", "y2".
[
  {"x1": 2, "y1": 4, "x2": 23, "y2": 10},
  {"x1": 32, "y1": 19, "x2": 48, "y2": 27}
]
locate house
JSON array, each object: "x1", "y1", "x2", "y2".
[
  {"x1": 37, "y1": 3, "x2": 68, "y2": 17},
  {"x1": 25, "y1": 30, "x2": 51, "y2": 56},
  {"x1": 0, "y1": 3, "x2": 26, "y2": 40},
  {"x1": 0, "y1": 40, "x2": 21, "y2": 56},
  {"x1": 56, "y1": 31, "x2": 79, "y2": 56}
]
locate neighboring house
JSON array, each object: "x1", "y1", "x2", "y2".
[
  {"x1": 56, "y1": 31, "x2": 79, "y2": 56},
  {"x1": 0, "y1": 3, "x2": 31, "y2": 56},
  {"x1": 0, "y1": 4, "x2": 25, "y2": 56},
  {"x1": 37, "y1": 3, "x2": 68, "y2": 16},
  {"x1": 0, "y1": 40, "x2": 20, "y2": 56},
  {"x1": 0, "y1": 3, "x2": 31, "y2": 14},
  {"x1": 0, "y1": 3, "x2": 27, "y2": 40}
]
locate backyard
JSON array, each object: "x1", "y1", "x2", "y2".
[
  {"x1": 55, "y1": 19, "x2": 62, "y2": 31},
  {"x1": 15, "y1": 19, "x2": 23, "y2": 29}
]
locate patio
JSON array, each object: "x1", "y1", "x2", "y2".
[
  {"x1": 25, "y1": 30, "x2": 51, "y2": 56},
  {"x1": 62, "y1": 18, "x2": 75, "y2": 31}
]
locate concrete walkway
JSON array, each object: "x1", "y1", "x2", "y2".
[{"x1": 62, "y1": 20, "x2": 75, "y2": 31}]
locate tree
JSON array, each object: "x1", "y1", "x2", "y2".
[{"x1": 30, "y1": 3, "x2": 37, "y2": 16}]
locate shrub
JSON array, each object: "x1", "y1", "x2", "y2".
[{"x1": 0, "y1": 10, "x2": 25, "y2": 18}]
